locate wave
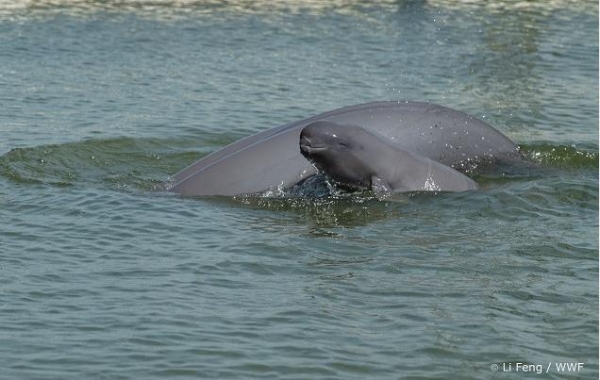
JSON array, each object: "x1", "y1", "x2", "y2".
[
  {"x1": 519, "y1": 143, "x2": 598, "y2": 169},
  {"x1": 0, "y1": 0, "x2": 595, "y2": 19},
  {"x1": 0, "y1": 137, "x2": 596, "y2": 232},
  {"x1": 0, "y1": 0, "x2": 397, "y2": 20},
  {"x1": 0, "y1": 137, "x2": 596, "y2": 192},
  {"x1": 0, "y1": 137, "x2": 192, "y2": 191}
]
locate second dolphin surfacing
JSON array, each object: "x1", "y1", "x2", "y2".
[
  {"x1": 169, "y1": 101, "x2": 518, "y2": 196},
  {"x1": 299, "y1": 121, "x2": 478, "y2": 194}
]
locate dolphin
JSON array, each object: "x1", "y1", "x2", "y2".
[
  {"x1": 299, "y1": 121, "x2": 478, "y2": 194},
  {"x1": 169, "y1": 101, "x2": 517, "y2": 196}
]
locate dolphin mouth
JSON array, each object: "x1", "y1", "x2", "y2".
[
  {"x1": 300, "y1": 144, "x2": 327, "y2": 155},
  {"x1": 300, "y1": 136, "x2": 327, "y2": 155}
]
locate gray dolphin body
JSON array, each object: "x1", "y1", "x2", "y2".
[
  {"x1": 299, "y1": 121, "x2": 478, "y2": 194},
  {"x1": 169, "y1": 101, "x2": 517, "y2": 196}
]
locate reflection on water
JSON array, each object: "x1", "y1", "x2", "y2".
[
  {"x1": 1, "y1": 0, "x2": 596, "y2": 17},
  {"x1": 0, "y1": 0, "x2": 396, "y2": 19},
  {"x1": 462, "y1": 2, "x2": 598, "y2": 143}
]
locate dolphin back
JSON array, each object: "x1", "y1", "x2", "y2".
[{"x1": 169, "y1": 101, "x2": 517, "y2": 196}]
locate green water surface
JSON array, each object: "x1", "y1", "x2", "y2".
[{"x1": 0, "y1": 1, "x2": 598, "y2": 379}]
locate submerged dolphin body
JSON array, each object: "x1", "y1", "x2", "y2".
[
  {"x1": 299, "y1": 121, "x2": 479, "y2": 194},
  {"x1": 169, "y1": 101, "x2": 517, "y2": 196}
]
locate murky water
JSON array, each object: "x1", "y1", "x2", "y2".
[{"x1": 0, "y1": 1, "x2": 597, "y2": 379}]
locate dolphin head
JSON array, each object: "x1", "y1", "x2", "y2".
[{"x1": 299, "y1": 121, "x2": 373, "y2": 189}]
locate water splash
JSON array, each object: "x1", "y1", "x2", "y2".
[{"x1": 520, "y1": 143, "x2": 598, "y2": 169}]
